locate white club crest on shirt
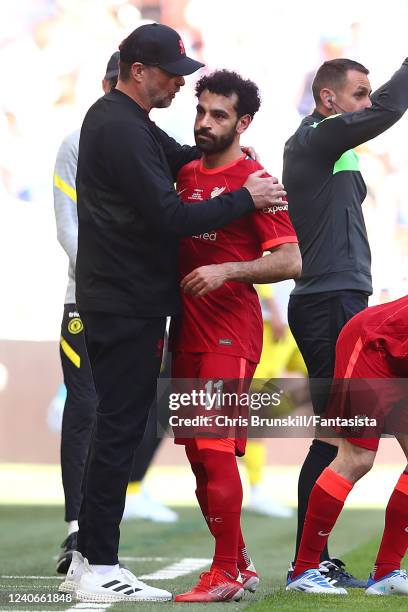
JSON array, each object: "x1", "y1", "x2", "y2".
[{"x1": 210, "y1": 186, "x2": 226, "y2": 198}]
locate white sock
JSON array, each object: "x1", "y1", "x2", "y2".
[
  {"x1": 91, "y1": 564, "x2": 119, "y2": 575},
  {"x1": 67, "y1": 520, "x2": 79, "y2": 535}
]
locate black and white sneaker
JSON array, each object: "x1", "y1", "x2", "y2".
[
  {"x1": 286, "y1": 568, "x2": 347, "y2": 594},
  {"x1": 319, "y1": 558, "x2": 367, "y2": 589},
  {"x1": 56, "y1": 532, "x2": 78, "y2": 575},
  {"x1": 76, "y1": 560, "x2": 172, "y2": 602},
  {"x1": 59, "y1": 551, "x2": 85, "y2": 593}
]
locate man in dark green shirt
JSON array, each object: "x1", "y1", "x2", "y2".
[{"x1": 283, "y1": 57, "x2": 408, "y2": 590}]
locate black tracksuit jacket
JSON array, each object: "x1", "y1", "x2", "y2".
[{"x1": 76, "y1": 89, "x2": 254, "y2": 317}]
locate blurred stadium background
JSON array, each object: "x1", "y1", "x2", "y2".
[{"x1": 1, "y1": 1, "x2": 408, "y2": 601}]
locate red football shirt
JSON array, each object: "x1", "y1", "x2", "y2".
[
  {"x1": 170, "y1": 155, "x2": 298, "y2": 363},
  {"x1": 335, "y1": 294, "x2": 408, "y2": 377}
]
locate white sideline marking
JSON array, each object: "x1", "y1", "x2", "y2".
[
  {"x1": 70, "y1": 605, "x2": 111, "y2": 609},
  {"x1": 52, "y1": 556, "x2": 169, "y2": 562},
  {"x1": 119, "y1": 556, "x2": 169, "y2": 562},
  {"x1": 139, "y1": 557, "x2": 211, "y2": 580},
  {"x1": 67, "y1": 604, "x2": 112, "y2": 612},
  {"x1": 1, "y1": 557, "x2": 211, "y2": 588},
  {"x1": 2, "y1": 557, "x2": 172, "y2": 580},
  {"x1": 1, "y1": 576, "x2": 63, "y2": 580}
]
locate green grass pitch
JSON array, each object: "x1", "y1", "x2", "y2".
[{"x1": 1, "y1": 504, "x2": 407, "y2": 611}]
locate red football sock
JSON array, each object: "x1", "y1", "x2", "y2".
[
  {"x1": 195, "y1": 483, "x2": 251, "y2": 572},
  {"x1": 185, "y1": 443, "x2": 213, "y2": 533},
  {"x1": 199, "y1": 448, "x2": 242, "y2": 577},
  {"x1": 293, "y1": 467, "x2": 353, "y2": 578},
  {"x1": 237, "y1": 527, "x2": 251, "y2": 571},
  {"x1": 373, "y1": 473, "x2": 408, "y2": 580}
]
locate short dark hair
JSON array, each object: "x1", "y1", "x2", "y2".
[
  {"x1": 119, "y1": 60, "x2": 132, "y2": 82},
  {"x1": 118, "y1": 33, "x2": 144, "y2": 82},
  {"x1": 312, "y1": 58, "x2": 369, "y2": 104},
  {"x1": 195, "y1": 70, "x2": 261, "y2": 119},
  {"x1": 107, "y1": 76, "x2": 118, "y2": 90}
]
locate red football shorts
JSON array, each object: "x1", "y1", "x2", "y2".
[
  {"x1": 171, "y1": 352, "x2": 258, "y2": 456},
  {"x1": 330, "y1": 311, "x2": 407, "y2": 452}
]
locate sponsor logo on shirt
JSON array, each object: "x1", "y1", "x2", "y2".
[
  {"x1": 210, "y1": 186, "x2": 226, "y2": 198},
  {"x1": 68, "y1": 311, "x2": 80, "y2": 318},
  {"x1": 188, "y1": 188, "x2": 204, "y2": 201},
  {"x1": 262, "y1": 203, "x2": 289, "y2": 214},
  {"x1": 192, "y1": 232, "x2": 217, "y2": 241},
  {"x1": 219, "y1": 338, "x2": 232, "y2": 345}
]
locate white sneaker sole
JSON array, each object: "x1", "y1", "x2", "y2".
[
  {"x1": 59, "y1": 580, "x2": 78, "y2": 594},
  {"x1": 366, "y1": 585, "x2": 408, "y2": 596},
  {"x1": 75, "y1": 589, "x2": 172, "y2": 603},
  {"x1": 286, "y1": 585, "x2": 347, "y2": 595},
  {"x1": 365, "y1": 586, "x2": 385, "y2": 596}
]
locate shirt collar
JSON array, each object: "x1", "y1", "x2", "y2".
[
  {"x1": 106, "y1": 89, "x2": 149, "y2": 118},
  {"x1": 311, "y1": 109, "x2": 326, "y2": 121}
]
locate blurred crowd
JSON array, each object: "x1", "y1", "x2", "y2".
[{"x1": 1, "y1": 0, "x2": 408, "y2": 341}]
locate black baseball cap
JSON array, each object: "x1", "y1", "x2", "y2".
[
  {"x1": 119, "y1": 23, "x2": 204, "y2": 76},
  {"x1": 104, "y1": 51, "x2": 120, "y2": 80}
]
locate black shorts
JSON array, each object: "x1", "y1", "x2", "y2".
[{"x1": 288, "y1": 290, "x2": 368, "y2": 415}]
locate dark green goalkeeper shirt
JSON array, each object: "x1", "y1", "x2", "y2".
[{"x1": 283, "y1": 58, "x2": 408, "y2": 296}]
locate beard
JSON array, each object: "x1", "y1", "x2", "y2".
[
  {"x1": 194, "y1": 127, "x2": 236, "y2": 154},
  {"x1": 153, "y1": 94, "x2": 173, "y2": 108}
]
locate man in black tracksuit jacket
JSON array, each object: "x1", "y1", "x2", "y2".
[
  {"x1": 283, "y1": 57, "x2": 408, "y2": 587},
  {"x1": 72, "y1": 24, "x2": 285, "y2": 600}
]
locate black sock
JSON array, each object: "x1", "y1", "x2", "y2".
[{"x1": 294, "y1": 439, "x2": 338, "y2": 563}]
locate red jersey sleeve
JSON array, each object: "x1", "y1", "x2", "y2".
[
  {"x1": 253, "y1": 200, "x2": 298, "y2": 251},
  {"x1": 237, "y1": 159, "x2": 298, "y2": 250},
  {"x1": 247, "y1": 163, "x2": 298, "y2": 250}
]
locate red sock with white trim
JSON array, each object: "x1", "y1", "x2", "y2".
[
  {"x1": 237, "y1": 527, "x2": 251, "y2": 571},
  {"x1": 373, "y1": 473, "x2": 408, "y2": 580},
  {"x1": 292, "y1": 467, "x2": 353, "y2": 578}
]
